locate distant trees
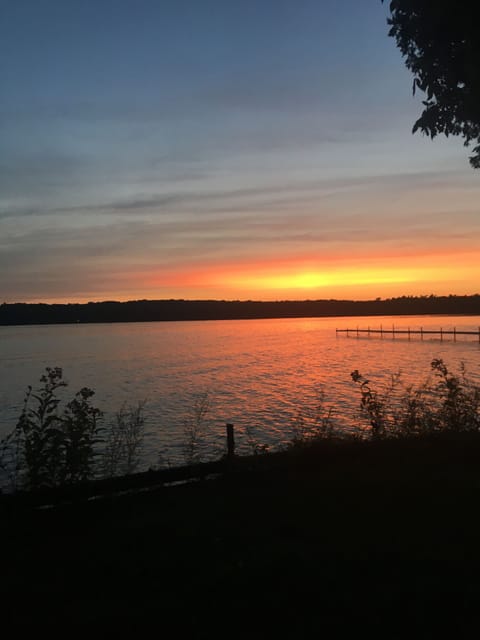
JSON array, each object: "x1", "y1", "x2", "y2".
[
  {"x1": 1, "y1": 296, "x2": 480, "y2": 325},
  {"x1": 383, "y1": 0, "x2": 480, "y2": 167}
]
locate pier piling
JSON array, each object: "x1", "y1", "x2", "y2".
[
  {"x1": 226, "y1": 423, "x2": 235, "y2": 459},
  {"x1": 335, "y1": 326, "x2": 479, "y2": 343}
]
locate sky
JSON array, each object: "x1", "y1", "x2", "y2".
[{"x1": 1, "y1": 0, "x2": 479, "y2": 303}]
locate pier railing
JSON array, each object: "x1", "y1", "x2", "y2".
[{"x1": 336, "y1": 326, "x2": 480, "y2": 342}]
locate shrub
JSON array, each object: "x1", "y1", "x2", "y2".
[
  {"x1": 351, "y1": 359, "x2": 480, "y2": 439},
  {"x1": 430, "y1": 359, "x2": 480, "y2": 432},
  {"x1": 0, "y1": 368, "x2": 149, "y2": 491},
  {"x1": 62, "y1": 387, "x2": 103, "y2": 484},
  {"x1": 0, "y1": 367, "x2": 102, "y2": 490}
]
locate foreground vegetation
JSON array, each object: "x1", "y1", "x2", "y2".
[
  {"x1": 0, "y1": 367, "x2": 147, "y2": 492},
  {"x1": 2, "y1": 359, "x2": 480, "y2": 634},
  {"x1": 1, "y1": 358, "x2": 479, "y2": 497}
]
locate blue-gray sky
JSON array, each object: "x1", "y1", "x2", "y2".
[{"x1": 2, "y1": 0, "x2": 479, "y2": 302}]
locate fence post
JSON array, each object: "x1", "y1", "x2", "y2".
[{"x1": 226, "y1": 423, "x2": 235, "y2": 459}]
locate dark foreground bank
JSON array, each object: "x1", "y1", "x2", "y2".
[{"x1": 2, "y1": 434, "x2": 480, "y2": 637}]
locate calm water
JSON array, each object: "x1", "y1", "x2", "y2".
[{"x1": 1, "y1": 315, "x2": 479, "y2": 467}]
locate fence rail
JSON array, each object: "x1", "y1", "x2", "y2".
[
  {"x1": 0, "y1": 423, "x2": 239, "y2": 509},
  {"x1": 336, "y1": 326, "x2": 480, "y2": 342}
]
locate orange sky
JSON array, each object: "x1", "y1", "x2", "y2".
[
  {"x1": 31, "y1": 244, "x2": 479, "y2": 304},
  {"x1": 2, "y1": 3, "x2": 480, "y2": 305}
]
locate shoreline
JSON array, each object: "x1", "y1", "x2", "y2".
[{"x1": 2, "y1": 294, "x2": 480, "y2": 326}]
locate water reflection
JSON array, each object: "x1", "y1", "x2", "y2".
[{"x1": 1, "y1": 315, "x2": 479, "y2": 467}]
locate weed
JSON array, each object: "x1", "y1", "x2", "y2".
[
  {"x1": 61, "y1": 387, "x2": 103, "y2": 483},
  {"x1": 290, "y1": 389, "x2": 336, "y2": 447},
  {"x1": 244, "y1": 423, "x2": 270, "y2": 455},
  {"x1": 430, "y1": 358, "x2": 480, "y2": 432},
  {"x1": 351, "y1": 360, "x2": 480, "y2": 439},
  {"x1": 0, "y1": 368, "x2": 103, "y2": 490},
  {"x1": 182, "y1": 391, "x2": 210, "y2": 466},
  {"x1": 102, "y1": 401, "x2": 146, "y2": 477},
  {"x1": 350, "y1": 370, "x2": 402, "y2": 438},
  {"x1": 1, "y1": 368, "x2": 148, "y2": 490}
]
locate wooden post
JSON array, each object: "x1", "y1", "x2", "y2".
[
  {"x1": 226, "y1": 423, "x2": 235, "y2": 459},
  {"x1": 420, "y1": 327, "x2": 423, "y2": 341},
  {"x1": 368, "y1": 326, "x2": 370, "y2": 337},
  {"x1": 392, "y1": 324, "x2": 395, "y2": 340},
  {"x1": 440, "y1": 327, "x2": 443, "y2": 342},
  {"x1": 380, "y1": 324, "x2": 383, "y2": 338},
  {"x1": 453, "y1": 327, "x2": 456, "y2": 342},
  {"x1": 408, "y1": 327, "x2": 410, "y2": 341},
  {"x1": 357, "y1": 326, "x2": 359, "y2": 338}
]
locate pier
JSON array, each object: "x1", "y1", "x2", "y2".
[{"x1": 336, "y1": 325, "x2": 480, "y2": 342}]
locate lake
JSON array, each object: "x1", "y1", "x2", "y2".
[{"x1": 1, "y1": 314, "x2": 479, "y2": 468}]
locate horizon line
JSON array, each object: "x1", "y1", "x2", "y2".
[{"x1": 3, "y1": 293, "x2": 480, "y2": 306}]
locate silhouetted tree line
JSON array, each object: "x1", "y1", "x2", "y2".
[{"x1": 1, "y1": 295, "x2": 479, "y2": 326}]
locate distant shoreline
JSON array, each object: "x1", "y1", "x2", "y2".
[{"x1": 1, "y1": 295, "x2": 480, "y2": 326}]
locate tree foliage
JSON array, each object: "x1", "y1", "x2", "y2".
[{"x1": 383, "y1": 0, "x2": 480, "y2": 167}]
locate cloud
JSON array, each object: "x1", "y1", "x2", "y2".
[{"x1": 2, "y1": 166, "x2": 476, "y2": 220}]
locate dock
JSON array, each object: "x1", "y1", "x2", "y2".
[{"x1": 336, "y1": 326, "x2": 480, "y2": 342}]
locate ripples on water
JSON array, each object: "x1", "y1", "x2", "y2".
[{"x1": 1, "y1": 315, "x2": 479, "y2": 467}]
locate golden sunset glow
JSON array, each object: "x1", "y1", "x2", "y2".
[
  {"x1": 3, "y1": 2, "x2": 480, "y2": 306},
  {"x1": 35, "y1": 243, "x2": 480, "y2": 305},
  {"x1": 217, "y1": 267, "x2": 434, "y2": 291},
  {"x1": 143, "y1": 248, "x2": 479, "y2": 302}
]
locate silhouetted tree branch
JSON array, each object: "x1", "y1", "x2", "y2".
[{"x1": 383, "y1": 0, "x2": 480, "y2": 168}]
